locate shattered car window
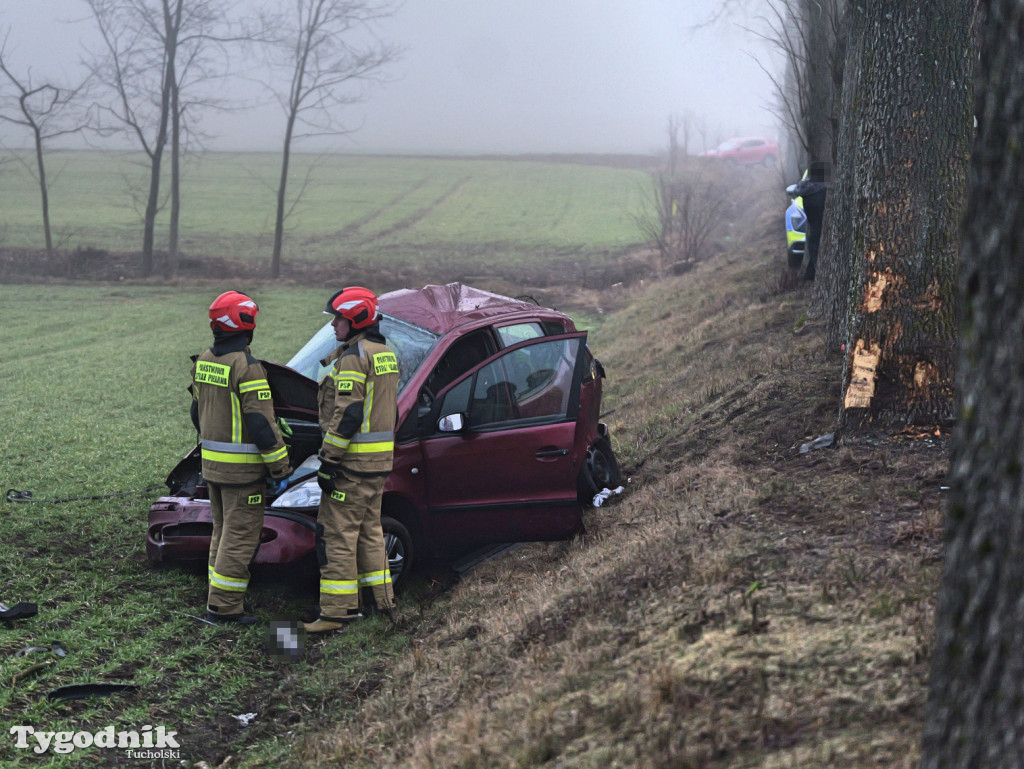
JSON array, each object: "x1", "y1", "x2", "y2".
[{"x1": 286, "y1": 314, "x2": 439, "y2": 393}]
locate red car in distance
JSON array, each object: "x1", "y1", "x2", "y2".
[
  {"x1": 147, "y1": 283, "x2": 621, "y2": 587},
  {"x1": 701, "y1": 136, "x2": 779, "y2": 167}
]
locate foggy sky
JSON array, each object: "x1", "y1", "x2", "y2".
[{"x1": 0, "y1": 0, "x2": 779, "y2": 155}]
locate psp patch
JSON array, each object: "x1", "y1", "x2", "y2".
[
  {"x1": 330, "y1": 490, "x2": 346, "y2": 502},
  {"x1": 337, "y1": 380, "x2": 354, "y2": 393},
  {"x1": 258, "y1": 390, "x2": 272, "y2": 400},
  {"x1": 373, "y1": 352, "x2": 399, "y2": 376},
  {"x1": 248, "y1": 494, "x2": 262, "y2": 505}
]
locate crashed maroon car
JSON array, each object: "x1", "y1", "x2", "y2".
[{"x1": 147, "y1": 283, "x2": 621, "y2": 586}]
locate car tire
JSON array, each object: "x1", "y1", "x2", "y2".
[
  {"x1": 577, "y1": 437, "x2": 622, "y2": 505},
  {"x1": 381, "y1": 515, "x2": 414, "y2": 589}
]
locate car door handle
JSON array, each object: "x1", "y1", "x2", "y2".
[{"x1": 535, "y1": 448, "x2": 569, "y2": 457}]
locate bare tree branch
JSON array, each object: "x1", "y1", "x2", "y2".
[
  {"x1": 0, "y1": 29, "x2": 94, "y2": 255},
  {"x1": 256, "y1": 0, "x2": 403, "y2": 279},
  {"x1": 84, "y1": 0, "x2": 245, "y2": 277}
]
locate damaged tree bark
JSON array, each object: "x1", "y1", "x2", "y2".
[{"x1": 836, "y1": 0, "x2": 974, "y2": 431}]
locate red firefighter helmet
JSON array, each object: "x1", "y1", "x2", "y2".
[
  {"x1": 209, "y1": 291, "x2": 259, "y2": 332},
  {"x1": 323, "y1": 286, "x2": 379, "y2": 329}
]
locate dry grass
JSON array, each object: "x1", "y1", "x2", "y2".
[{"x1": 262, "y1": 172, "x2": 946, "y2": 769}]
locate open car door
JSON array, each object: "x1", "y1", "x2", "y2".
[{"x1": 418, "y1": 332, "x2": 589, "y2": 551}]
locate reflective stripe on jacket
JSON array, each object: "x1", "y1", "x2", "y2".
[
  {"x1": 318, "y1": 327, "x2": 399, "y2": 475},
  {"x1": 192, "y1": 344, "x2": 291, "y2": 485}
]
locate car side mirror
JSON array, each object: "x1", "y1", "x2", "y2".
[
  {"x1": 438, "y1": 413, "x2": 465, "y2": 432},
  {"x1": 785, "y1": 183, "x2": 798, "y2": 197}
]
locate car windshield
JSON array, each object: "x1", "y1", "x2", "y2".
[
  {"x1": 716, "y1": 140, "x2": 741, "y2": 151},
  {"x1": 286, "y1": 313, "x2": 439, "y2": 393}
]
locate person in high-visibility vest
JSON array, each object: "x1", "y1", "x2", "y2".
[
  {"x1": 191, "y1": 291, "x2": 291, "y2": 625},
  {"x1": 792, "y1": 161, "x2": 830, "y2": 281},
  {"x1": 305, "y1": 286, "x2": 399, "y2": 633}
]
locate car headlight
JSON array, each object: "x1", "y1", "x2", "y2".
[{"x1": 271, "y1": 477, "x2": 322, "y2": 509}]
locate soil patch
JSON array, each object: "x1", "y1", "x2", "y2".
[{"x1": 0, "y1": 245, "x2": 655, "y2": 316}]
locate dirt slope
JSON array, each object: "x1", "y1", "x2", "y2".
[
  {"x1": 269, "y1": 185, "x2": 947, "y2": 768},
  {"x1": 0, "y1": 160, "x2": 947, "y2": 768}
]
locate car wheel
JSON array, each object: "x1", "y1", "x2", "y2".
[
  {"x1": 577, "y1": 438, "x2": 622, "y2": 505},
  {"x1": 381, "y1": 515, "x2": 413, "y2": 588}
]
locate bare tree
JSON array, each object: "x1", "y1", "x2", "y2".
[
  {"x1": 0, "y1": 32, "x2": 92, "y2": 257},
  {"x1": 260, "y1": 0, "x2": 401, "y2": 279},
  {"x1": 87, "y1": 0, "x2": 170, "y2": 277},
  {"x1": 164, "y1": 1, "x2": 237, "y2": 277},
  {"x1": 760, "y1": 0, "x2": 845, "y2": 180},
  {"x1": 86, "y1": 0, "x2": 235, "y2": 277},
  {"x1": 921, "y1": 2, "x2": 1024, "y2": 764},
  {"x1": 636, "y1": 160, "x2": 728, "y2": 276}
]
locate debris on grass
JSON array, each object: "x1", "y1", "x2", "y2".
[
  {"x1": 800, "y1": 432, "x2": 835, "y2": 453},
  {"x1": 592, "y1": 486, "x2": 625, "y2": 507},
  {"x1": 14, "y1": 641, "x2": 65, "y2": 657},
  {"x1": 0, "y1": 601, "x2": 38, "y2": 620},
  {"x1": 46, "y1": 683, "x2": 138, "y2": 702}
]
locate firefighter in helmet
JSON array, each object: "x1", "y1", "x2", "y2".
[
  {"x1": 191, "y1": 291, "x2": 292, "y2": 625},
  {"x1": 305, "y1": 286, "x2": 399, "y2": 633}
]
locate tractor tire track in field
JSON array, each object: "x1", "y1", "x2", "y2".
[
  {"x1": 335, "y1": 177, "x2": 432, "y2": 241},
  {"x1": 349, "y1": 175, "x2": 471, "y2": 246}
]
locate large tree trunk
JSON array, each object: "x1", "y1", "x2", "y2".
[
  {"x1": 802, "y1": 0, "x2": 837, "y2": 166},
  {"x1": 921, "y1": 2, "x2": 1024, "y2": 765},
  {"x1": 835, "y1": 0, "x2": 973, "y2": 431},
  {"x1": 809, "y1": 0, "x2": 865, "y2": 340}
]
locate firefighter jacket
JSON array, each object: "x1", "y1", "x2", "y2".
[
  {"x1": 318, "y1": 325, "x2": 399, "y2": 476},
  {"x1": 190, "y1": 333, "x2": 291, "y2": 485}
]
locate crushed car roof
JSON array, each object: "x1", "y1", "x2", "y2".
[{"x1": 379, "y1": 282, "x2": 549, "y2": 335}]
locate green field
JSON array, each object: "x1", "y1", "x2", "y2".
[
  {"x1": 0, "y1": 285, "x2": 392, "y2": 767},
  {"x1": 0, "y1": 179, "x2": 943, "y2": 768},
  {"x1": 0, "y1": 152, "x2": 651, "y2": 269},
  {"x1": 0, "y1": 283, "x2": 605, "y2": 767}
]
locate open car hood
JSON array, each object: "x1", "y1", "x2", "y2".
[
  {"x1": 164, "y1": 359, "x2": 320, "y2": 495},
  {"x1": 260, "y1": 359, "x2": 318, "y2": 418}
]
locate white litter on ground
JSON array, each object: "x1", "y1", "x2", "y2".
[{"x1": 593, "y1": 486, "x2": 625, "y2": 507}]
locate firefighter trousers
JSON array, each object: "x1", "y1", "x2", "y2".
[
  {"x1": 317, "y1": 470, "x2": 394, "y2": 618},
  {"x1": 207, "y1": 481, "x2": 265, "y2": 616}
]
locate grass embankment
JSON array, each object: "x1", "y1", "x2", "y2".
[
  {"x1": 0, "y1": 168, "x2": 945, "y2": 768},
  {"x1": 0, "y1": 152, "x2": 649, "y2": 273},
  {"x1": 275, "y1": 201, "x2": 946, "y2": 767}
]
